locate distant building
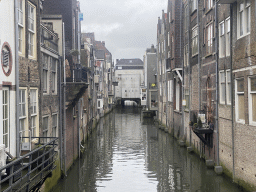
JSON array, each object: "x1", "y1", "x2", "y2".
[{"x1": 114, "y1": 59, "x2": 144, "y2": 105}]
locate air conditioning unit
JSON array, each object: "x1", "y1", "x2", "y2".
[{"x1": 0, "y1": 144, "x2": 6, "y2": 175}]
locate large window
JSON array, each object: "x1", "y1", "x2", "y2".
[
  {"x1": 30, "y1": 89, "x2": 37, "y2": 137},
  {"x1": 206, "y1": 23, "x2": 213, "y2": 55},
  {"x1": 236, "y1": 79, "x2": 245, "y2": 123},
  {"x1": 191, "y1": 0, "x2": 197, "y2": 12},
  {"x1": 206, "y1": 0, "x2": 213, "y2": 11},
  {"x1": 184, "y1": 44, "x2": 189, "y2": 67},
  {"x1": 185, "y1": 88, "x2": 189, "y2": 109},
  {"x1": 43, "y1": 116, "x2": 49, "y2": 143},
  {"x1": 220, "y1": 71, "x2": 225, "y2": 104},
  {"x1": 168, "y1": 80, "x2": 173, "y2": 102},
  {"x1": 52, "y1": 114, "x2": 57, "y2": 137},
  {"x1": 192, "y1": 26, "x2": 198, "y2": 56},
  {"x1": 220, "y1": 70, "x2": 232, "y2": 105},
  {"x1": 175, "y1": 79, "x2": 180, "y2": 111},
  {"x1": 42, "y1": 53, "x2": 49, "y2": 93},
  {"x1": 219, "y1": 18, "x2": 231, "y2": 58},
  {"x1": 238, "y1": 0, "x2": 251, "y2": 38},
  {"x1": 51, "y1": 59, "x2": 57, "y2": 93},
  {"x1": 19, "y1": 89, "x2": 27, "y2": 140},
  {"x1": 18, "y1": 0, "x2": 24, "y2": 53},
  {"x1": 249, "y1": 76, "x2": 256, "y2": 125},
  {"x1": 3, "y1": 88, "x2": 9, "y2": 148},
  {"x1": 28, "y1": 3, "x2": 35, "y2": 57}
]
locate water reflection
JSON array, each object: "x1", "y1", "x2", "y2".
[{"x1": 52, "y1": 107, "x2": 243, "y2": 192}]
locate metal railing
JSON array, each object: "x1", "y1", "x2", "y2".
[{"x1": 0, "y1": 137, "x2": 58, "y2": 192}]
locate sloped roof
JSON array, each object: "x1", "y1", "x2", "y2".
[
  {"x1": 95, "y1": 50, "x2": 105, "y2": 60},
  {"x1": 116, "y1": 58, "x2": 143, "y2": 66}
]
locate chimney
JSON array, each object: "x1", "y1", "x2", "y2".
[
  {"x1": 102, "y1": 41, "x2": 105, "y2": 47},
  {"x1": 116, "y1": 59, "x2": 119, "y2": 64}
]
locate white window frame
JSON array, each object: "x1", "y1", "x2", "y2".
[
  {"x1": 3, "y1": 88, "x2": 9, "y2": 149},
  {"x1": 235, "y1": 78, "x2": 245, "y2": 124},
  {"x1": 192, "y1": 25, "x2": 198, "y2": 56},
  {"x1": 51, "y1": 59, "x2": 57, "y2": 94},
  {"x1": 52, "y1": 114, "x2": 58, "y2": 137},
  {"x1": 219, "y1": 21, "x2": 225, "y2": 58},
  {"x1": 28, "y1": 3, "x2": 35, "y2": 57},
  {"x1": 226, "y1": 17, "x2": 231, "y2": 56},
  {"x1": 226, "y1": 70, "x2": 231, "y2": 105},
  {"x1": 206, "y1": 22, "x2": 213, "y2": 55},
  {"x1": 18, "y1": 0, "x2": 24, "y2": 53},
  {"x1": 175, "y1": 79, "x2": 180, "y2": 111},
  {"x1": 206, "y1": 0, "x2": 213, "y2": 10},
  {"x1": 42, "y1": 53, "x2": 49, "y2": 94},
  {"x1": 248, "y1": 76, "x2": 256, "y2": 126},
  {"x1": 237, "y1": 0, "x2": 251, "y2": 38},
  {"x1": 19, "y1": 88, "x2": 28, "y2": 141},
  {"x1": 219, "y1": 70, "x2": 225, "y2": 104},
  {"x1": 30, "y1": 89, "x2": 38, "y2": 137},
  {"x1": 42, "y1": 116, "x2": 49, "y2": 143},
  {"x1": 191, "y1": 0, "x2": 197, "y2": 12}
]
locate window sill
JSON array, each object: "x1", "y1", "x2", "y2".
[
  {"x1": 205, "y1": 53, "x2": 213, "y2": 58},
  {"x1": 191, "y1": 9, "x2": 197, "y2": 16},
  {"x1": 192, "y1": 53, "x2": 198, "y2": 58},
  {"x1": 237, "y1": 33, "x2": 250, "y2": 40},
  {"x1": 205, "y1": 7, "x2": 213, "y2": 15},
  {"x1": 236, "y1": 119, "x2": 245, "y2": 124}
]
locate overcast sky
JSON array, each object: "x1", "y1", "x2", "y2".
[{"x1": 80, "y1": 0, "x2": 167, "y2": 63}]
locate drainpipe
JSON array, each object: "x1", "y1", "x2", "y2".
[
  {"x1": 63, "y1": 22, "x2": 67, "y2": 176},
  {"x1": 188, "y1": 1, "x2": 192, "y2": 146},
  {"x1": 14, "y1": 0, "x2": 20, "y2": 157},
  {"x1": 78, "y1": 99, "x2": 81, "y2": 159},
  {"x1": 59, "y1": 54, "x2": 63, "y2": 172},
  {"x1": 230, "y1": 3, "x2": 235, "y2": 181},
  {"x1": 197, "y1": 0, "x2": 202, "y2": 157},
  {"x1": 215, "y1": 1, "x2": 220, "y2": 166},
  {"x1": 180, "y1": 0, "x2": 184, "y2": 139}
]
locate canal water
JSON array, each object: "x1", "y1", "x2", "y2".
[{"x1": 52, "y1": 107, "x2": 244, "y2": 192}]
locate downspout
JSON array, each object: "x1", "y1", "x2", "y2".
[
  {"x1": 197, "y1": 0, "x2": 202, "y2": 156},
  {"x1": 14, "y1": 0, "x2": 20, "y2": 157},
  {"x1": 63, "y1": 22, "x2": 67, "y2": 176},
  {"x1": 78, "y1": 99, "x2": 81, "y2": 159},
  {"x1": 188, "y1": 2, "x2": 192, "y2": 146},
  {"x1": 230, "y1": 3, "x2": 235, "y2": 181},
  {"x1": 215, "y1": 1, "x2": 220, "y2": 166},
  {"x1": 180, "y1": 0, "x2": 184, "y2": 139},
  {"x1": 59, "y1": 56, "x2": 63, "y2": 172}
]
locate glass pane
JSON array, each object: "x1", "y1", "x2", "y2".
[
  {"x1": 238, "y1": 94, "x2": 245, "y2": 120},
  {"x1": 226, "y1": 71, "x2": 231, "y2": 82},
  {"x1": 251, "y1": 77, "x2": 256, "y2": 91},
  {"x1": 220, "y1": 72, "x2": 225, "y2": 82},
  {"x1": 227, "y1": 83, "x2": 231, "y2": 103},
  {"x1": 237, "y1": 79, "x2": 244, "y2": 92},
  {"x1": 252, "y1": 93, "x2": 256, "y2": 122}
]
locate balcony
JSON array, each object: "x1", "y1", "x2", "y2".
[
  {"x1": 112, "y1": 77, "x2": 118, "y2": 86},
  {"x1": 94, "y1": 75, "x2": 99, "y2": 84},
  {"x1": 40, "y1": 23, "x2": 58, "y2": 54},
  {"x1": 66, "y1": 64, "x2": 88, "y2": 83},
  {"x1": 0, "y1": 138, "x2": 58, "y2": 191}
]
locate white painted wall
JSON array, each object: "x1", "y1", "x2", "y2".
[{"x1": 0, "y1": 0, "x2": 17, "y2": 156}]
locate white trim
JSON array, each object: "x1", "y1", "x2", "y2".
[
  {"x1": 233, "y1": 65, "x2": 256, "y2": 73},
  {"x1": 248, "y1": 76, "x2": 256, "y2": 126},
  {"x1": 235, "y1": 78, "x2": 245, "y2": 124}
]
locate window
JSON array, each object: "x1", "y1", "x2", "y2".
[
  {"x1": 51, "y1": 59, "x2": 57, "y2": 93},
  {"x1": 28, "y1": 3, "x2": 35, "y2": 57},
  {"x1": 206, "y1": 23, "x2": 213, "y2": 55},
  {"x1": 249, "y1": 76, "x2": 256, "y2": 125},
  {"x1": 52, "y1": 114, "x2": 57, "y2": 137},
  {"x1": 30, "y1": 89, "x2": 37, "y2": 137},
  {"x1": 191, "y1": 0, "x2": 197, "y2": 12},
  {"x1": 171, "y1": 35, "x2": 174, "y2": 58},
  {"x1": 206, "y1": 0, "x2": 213, "y2": 11},
  {"x1": 236, "y1": 79, "x2": 245, "y2": 123},
  {"x1": 226, "y1": 18, "x2": 230, "y2": 56},
  {"x1": 192, "y1": 26, "x2": 198, "y2": 56},
  {"x1": 168, "y1": 32, "x2": 170, "y2": 47},
  {"x1": 175, "y1": 79, "x2": 180, "y2": 111},
  {"x1": 220, "y1": 71, "x2": 225, "y2": 104},
  {"x1": 226, "y1": 70, "x2": 231, "y2": 105},
  {"x1": 184, "y1": 44, "x2": 189, "y2": 67},
  {"x1": 19, "y1": 89, "x2": 27, "y2": 140},
  {"x1": 3, "y1": 88, "x2": 9, "y2": 148},
  {"x1": 219, "y1": 21, "x2": 225, "y2": 58},
  {"x1": 42, "y1": 53, "x2": 49, "y2": 93},
  {"x1": 2, "y1": 50, "x2": 9, "y2": 67},
  {"x1": 185, "y1": 88, "x2": 189, "y2": 109},
  {"x1": 43, "y1": 117, "x2": 49, "y2": 143},
  {"x1": 184, "y1": 5, "x2": 189, "y2": 32},
  {"x1": 18, "y1": 0, "x2": 24, "y2": 53},
  {"x1": 238, "y1": 0, "x2": 251, "y2": 38}
]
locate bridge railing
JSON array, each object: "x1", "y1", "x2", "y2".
[{"x1": 0, "y1": 137, "x2": 58, "y2": 192}]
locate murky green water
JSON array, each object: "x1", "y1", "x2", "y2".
[{"x1": 52, "y1": 107, "x2": 244, "y2": 192}]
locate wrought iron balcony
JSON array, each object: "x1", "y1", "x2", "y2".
[{"x1": 40, "y1": 23, "x2": 58, "y2": 54}]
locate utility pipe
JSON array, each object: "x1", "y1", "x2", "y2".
[
  {"x1": 230, "y1": 3, "x2": 235, "y2": 181},
  {"x1": 215, "y1": 0, "x2": 220, "y2": 166},
  {"x1": 63, "y1": 22, "x2": 67, "y2": 176},
  {"x1": 14, "y1": 0, "x2": 20, "y2": 158}
]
